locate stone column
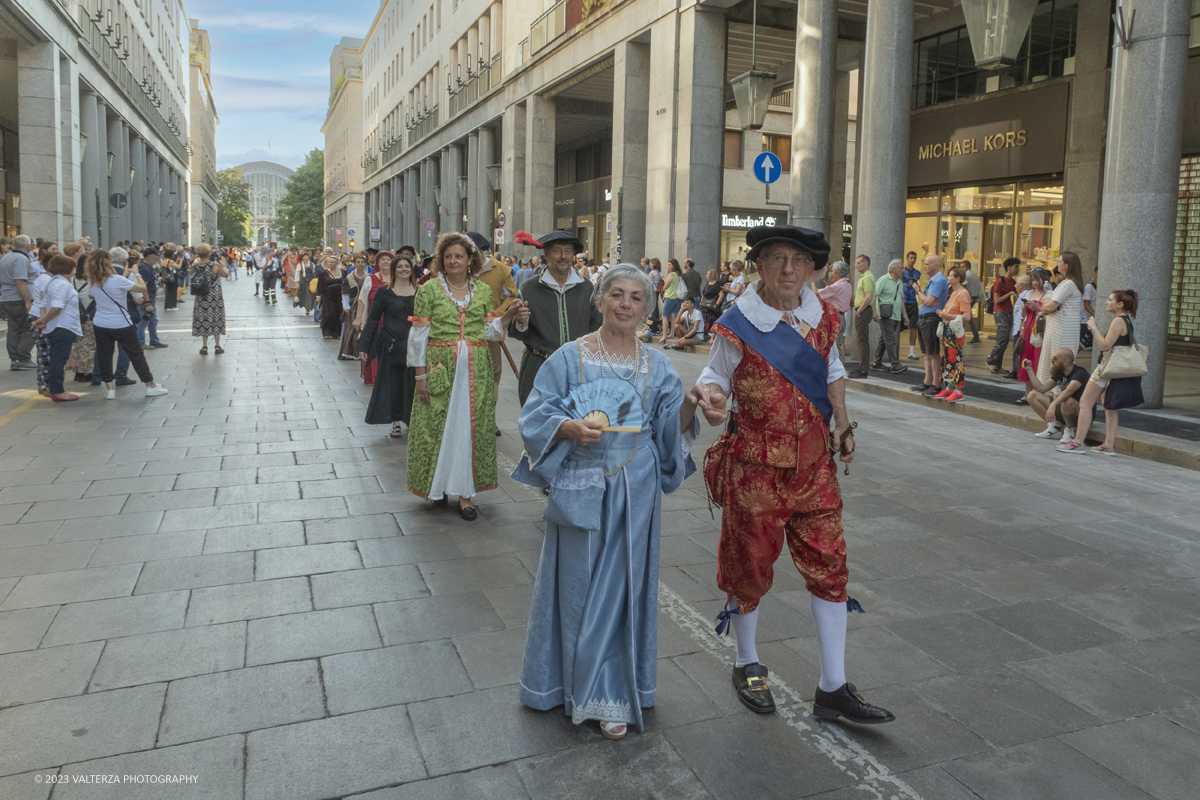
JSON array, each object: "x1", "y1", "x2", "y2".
[
  {"x1": 502, "y1": 103, "x2": 527, "y2": 256},
  {"x1": 17, "y1": 41, "x2": 64, "y2": 242},
  {"x1": 93, "y1": 102, "x2": 109, "y2": 247},
  {"x1": 439, "y1": 147, "x2": 454, "y2": 232},
  {"x1": 420, "y1": 157, "x2": 440, "y2": 246},
  {"x1": 525, "y1": 96, "x2": 554, "y2": 239},
  {"x1": 645, "y1": 16, "x2": 678, "y2": 260},
  {"x1": 60, "y1": 57, "x2": 82, "y2": 241},
  {"x1": 404, "y1": 166, "x2": 419, "y2": 247},
  {"x1": 107, "y1": 117, "x2": 128, "y2": 242},
  {"x1": 854, "y1": 0, "x2": 914, "y2": 283},
  {"x1": 130, "y1": 137, "x2": 146, "y2": 241},
  {"x1": 827, "y1": 67, "x2": 852, "y2": 261},
  {"x1": 1060, "y1": 0, "x2": 1115, "y2": 273},
  {"x1": 670, "y1": 6, "x2": 726, "y2": 267},
  {"x1": 477, "y1": 126, "x2": 495, "y2": 234},
  {"x1": 466, "y1": 131, "x2": 480, "y2": 231},
  {"x1": 789, "y1": 0, "x2": 837, "y2": 239},
  {"x1": 146, "y1": 153, "x2": 160, "y2": 244},
  {"x1": 80, "y1": 93, "x2": 101, "y2": 243},
  {"x1": 1096, "y1": 0, "x2": 1191, "y2": 408},
  {"x1": 611, "y1": 40, "x2": 650, "y2": 264}
]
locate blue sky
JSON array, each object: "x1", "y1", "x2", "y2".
[{"x1": 190, "y1": 0, "x2": 378, "y2": 171}]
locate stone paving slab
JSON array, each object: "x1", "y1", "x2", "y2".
[{"x1": 1, "y1": 284, "x2": 1198, "y2": 798}]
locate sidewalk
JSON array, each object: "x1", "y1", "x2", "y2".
[{"x1": 841, "y1": 335, "x2": 1200, "y2": 472}]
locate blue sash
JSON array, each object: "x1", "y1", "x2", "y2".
[{"x1": 717, "y1": 305, "x2": 833, "y2": 424}]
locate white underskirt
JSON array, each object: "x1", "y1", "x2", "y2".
[{"x1": 428, "y1": 339, "x2": 478, "y2": 500}]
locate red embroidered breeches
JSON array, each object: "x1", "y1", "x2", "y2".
[{"x1": 716, "y1": 453, "x2": 848, "y2": 612}]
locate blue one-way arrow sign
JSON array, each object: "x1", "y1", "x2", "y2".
[{"x1": 753, "y1": 151, "x2": 783, "y2": 185}]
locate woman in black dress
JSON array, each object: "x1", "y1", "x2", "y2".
[
  {"x1": 698, "y1": 268, "x2": 725, "y2": 341},
  {"x1": 358, "y1": 255, "x2": 417, "y2": 437},
  {"x1": 315, "y1": 256, "x2": 345, "y2": 338},
  {"x1": 1061, "y1": 289, "x2": 1145, "y2": 456}
]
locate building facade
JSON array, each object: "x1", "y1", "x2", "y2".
[
  {"x1": 187, "y1": 18, "x2": 217, "y2": 246},
  {"x1": 322, "y1": 37, "x2": 365, "y2": 251},
  {"x1": 355, "y1": 0, "x2": 1200, "y2": 407},
  {"x1": 237, "y1": 160, "x2": 293, "y2": 245},
  {"x1": 0, "y1": 0, "x2": 191, "y2": 246}
]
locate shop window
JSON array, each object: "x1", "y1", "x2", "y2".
[
  {"x1": 761, "y1": 134, "x2": 791, "y2": 173},
  {"x1": 906, "y1": 190, "x2": 938, "y2": 214},
  {"x1": 912, "y1": 0, "x2": 1079, "y2": 110},
  {"x1": 943, "y1": 184, "x2": 1015, "y2": 212},
  {"x1": 724, "y1": 131, "x2": 743, "y2": 170},
  {"x1": 1017, "y1": 181, "x2": 1064, "y2": 206}
]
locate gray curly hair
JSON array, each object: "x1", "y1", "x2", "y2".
[
  {"x1": 596, "y1": 264, "x2": 656, "y2": 316},
  {"x1": 830, "y1": 260, "x2": 850, "y2": 278}
]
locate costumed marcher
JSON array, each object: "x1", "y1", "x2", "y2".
[
  {"x1": 359, "y1": 254, "x2": 418, "y2": 437},
  {"x1": 466, "y1": 231, "x2": 518, "y2": 434},
  {"x1": 406, "y1": 233, "x2": 528, "y2": 519},
  {"x1": 262, "y1": 250, "x2": 281, "y2": 305},
  {"x1": 509, "y1": 230, "x2": 602, "y2": 405},
  {"x1": 695, "y1": 225, "x2": 895, "y2": 725},
  {"x1": 282, "y1": 249, "x2": 298, "y2": 304},
  {"x1": 338, "y1": 254, "x2": 370, "y2": 360},
  {"x1": 358, "y1": 251, "x2": 394, "y2": 385},
  {"x1": 315, "y1": 256, "x2": 345, "y2": 339},
  {"x1": 514, "y1": 264, "x2": 699, "y2": 740},
  {"x1": 296, "y1": 252, "x2": 315, "y2": 313}
]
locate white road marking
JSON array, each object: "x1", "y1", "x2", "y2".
[
  {"x1": 497, "y1": 447, "x2": 923, "y2": 798},
  {"x1": 658, "y1": 582, "x2": 924, "y2": 800}
]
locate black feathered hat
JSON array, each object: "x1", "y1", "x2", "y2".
[
  {"x1": 515, "y1": 229, "x2": 584, "y2": 255},
  {"x1": 464, "y1": 231, "x2": 491, "y2": 252},
  {"x1": 745, "y1": 225, "x2": 831, "y2": 271}
]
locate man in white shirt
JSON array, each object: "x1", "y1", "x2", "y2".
[
  {"x1": 688, "y1": 224, "x2": 891, "y2": 727},
  {"x1": 665, "y1": 297, "x2": 704, "y2": 350}
]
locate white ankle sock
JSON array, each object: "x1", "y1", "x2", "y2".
[
  {"x1": 727, "y1": 599, "x2": 760, "y2": 668},
  {"x1": 811, "y1": 595, "x2": 848, "y2": 692}
]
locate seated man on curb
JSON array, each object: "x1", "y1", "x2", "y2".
[
  {"x1": 665, "y1": 297, "x2": 704, "y2": 350},
  {"x1": 1025, "y1": 347, "x2": 1089, "y2": 444}
]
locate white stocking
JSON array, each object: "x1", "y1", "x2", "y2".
[
  {"x1": 811, "y1": 595, "x2": 847, "y2": 692},
  {"x1": 727, "y1": 598, "x2": 760, "y2": 668}
]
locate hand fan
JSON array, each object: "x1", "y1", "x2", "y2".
[{"x1": 565, "y1": 379, "x2": 643, "y2": 432}]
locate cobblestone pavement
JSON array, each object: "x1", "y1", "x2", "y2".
[{"x1": 1, "y1": 278, "x2": 1199, "y2": 800}]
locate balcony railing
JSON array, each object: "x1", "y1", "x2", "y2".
[
  {"x1": 518, "y1": 38, "x2": 529, "y2": 68},
  {"x1": 362, "y1": 155, "x2": 378, "y2": 180},
  {"x1": 407, "y1": 105, "x2": 439, "y2": 148},
  {"x1": 530, "y1": 0, "x2": 566, "y2": 54},
  {"x1": 77, "y1": 6, "x2": 188, "y2": 163},
  {"x1": 448, "y1": 53, "x2": 503, "y2": 119}
]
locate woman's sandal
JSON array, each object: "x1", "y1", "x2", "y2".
[
  {"x1": 389, "y1": 423, "x2": 406, "y2": 438},
  {"x1": 599, "y1": 721, "x2": 627, "y2": 740},
  {"x1": 199, "y1": 347, "x2": 209, "y2": 355},
  {"x1": 214, "y1": 346, "x2": 224, "y2": 355}
]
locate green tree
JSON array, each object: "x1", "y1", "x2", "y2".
[
  {"x1": 277, "y1": 149, "x2": 325, "y2": 248},
  {"x1": 216, "y1": 168, "x2": 252, "y2": 247}
]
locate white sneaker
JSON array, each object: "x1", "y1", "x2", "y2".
[
  {"x1": 1034, "y1": 423, "x2": 1062, "y2": 439},
  {"x1": 1060, "y1": 427, "x2": 1075, "y2": 444},
  {"x1": 145, "y1": 385, "x2": 169, "y2": 397},
  {"x1": 105, "y1": 389, "x2": 116, "y2": 400}
]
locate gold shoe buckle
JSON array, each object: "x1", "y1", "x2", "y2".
[{"x1": 746, "y1": 676, "x2": 769, "y2": 692}]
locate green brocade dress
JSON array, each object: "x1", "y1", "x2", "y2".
[{"x1": 406, "y1": 276, "x2": 500, "y2": 499}]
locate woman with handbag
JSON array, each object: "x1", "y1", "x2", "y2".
[
  {"x1": 932, "y1": 267, "x2": 971, "y2": 402},
  {"x1": 1015, "y1": 270, "x2": 1049, "y2": 402},
  {"x1": 86, "y1": 249, "x2": 167, "y2": 399},
  {"x1": 190, "y1": 244, "x2": 228, "y2": 355},
  {"x1": 66, "y1": 247, "x2": 98, "y2": 383},
  {"x1": 359, "y1": 255, "x2": 417, "y2": 438},
  {"x1": 699, "y1": 269, "x2": 724, "y2": 340},
  {"x1": 1059, "y1": 290, "x2": 1144, "y2": 455},
  {"x1": 160, "y1": 247, "x2": 181, "y2": 311}
]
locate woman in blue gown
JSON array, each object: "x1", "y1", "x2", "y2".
[{"x1": 513, "y1": 264, "x2": 705, "y2": 740}]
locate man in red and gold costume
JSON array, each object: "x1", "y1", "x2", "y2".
[{"x1": 689, "y1": 225, "x2": 894, "y2": 725}]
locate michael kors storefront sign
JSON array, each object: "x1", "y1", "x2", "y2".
[
  {"x1": 908, "y1": 81, "x2": 1069, "y2": 187},
  {"x1": 918, "y1": 129, "x2": 1028, "y2": 160}
]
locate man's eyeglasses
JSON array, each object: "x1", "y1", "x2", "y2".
[{"x1": 761, "y1": 253, "x2": 814, "y2": 269}]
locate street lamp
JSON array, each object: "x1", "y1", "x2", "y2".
[
  {"x1": 729, "y1": 0, "x2": 776, "y2": 131},
  {"x1": 457, "y1": 175, "x2": 469, "y2": 199},
  {"x1": 960, "y1": 0, "x2": 1039, "y2": 68},
  {"x1": 484, "y1": 164, "x2": 501, "y2": 189}
]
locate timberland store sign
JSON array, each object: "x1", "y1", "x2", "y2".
[{"x1": 908, "y1": 81, "x2": 1069, "y2": 187}]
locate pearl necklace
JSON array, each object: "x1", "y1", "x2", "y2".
[{"x1": 594, "y1": 329, "x2": 641, "y2": 384}]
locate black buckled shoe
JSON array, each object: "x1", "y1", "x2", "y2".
[
  {"x1": 813, "y1": 683, "x2": 895, "y2": 724},
  {"x1": 733, "y1": 663, "x2": 776, "y2": 714}
]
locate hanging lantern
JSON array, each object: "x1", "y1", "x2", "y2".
[
  {"x1": 731, "y1": 70, "x2": 777, "y2": 131},
  {"x1": 960, "y1": 0, "x2": 1039, "y2": 69}
]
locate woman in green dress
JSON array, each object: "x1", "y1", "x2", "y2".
[{"x1": 407, "y1": 233, "x2": 529, "y2": 520}]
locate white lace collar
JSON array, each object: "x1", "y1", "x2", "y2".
[
  {"x1": 437, "y1": 273, "x2": 476, "y2": 305},
  {"x1": 737, "y1": 280, "x2": 824, "y2": 333},
  {"x1": 539, "y1": 265, "x2": 585, "y2": 293}
]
